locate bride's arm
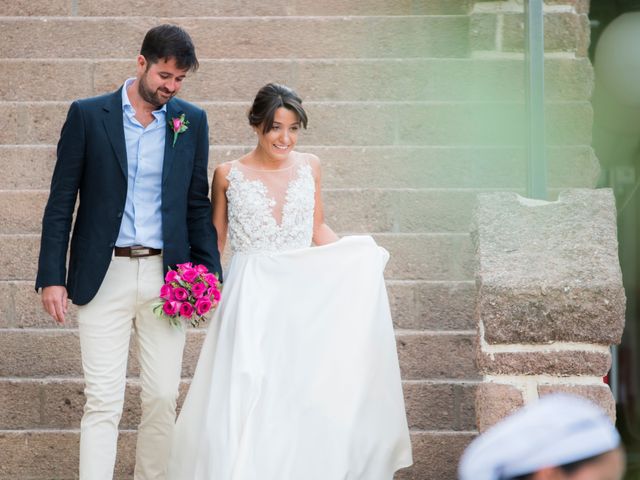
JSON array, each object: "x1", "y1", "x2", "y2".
[
  {"x1": 211, "y1": 163, "x2": 231, "y2": 255},
  {"x1": 309, "y1": 154, "x2": 339, "y2": 246}
]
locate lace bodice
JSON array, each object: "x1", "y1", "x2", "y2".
[{"x1": 226, "y1": 158, "x2": 315, "y2": 254}]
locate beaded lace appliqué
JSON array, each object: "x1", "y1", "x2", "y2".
[{"x1": 226, "y1": 164, "x2": 315, "y2": 254}]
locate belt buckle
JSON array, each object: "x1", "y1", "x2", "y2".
[{"x1": 130, "y1": 247, "x2": 150, "y2": 258}]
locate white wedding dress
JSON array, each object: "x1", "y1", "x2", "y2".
[{"x1": 167, "y1": 157, "x2": 412, "y2": 479}]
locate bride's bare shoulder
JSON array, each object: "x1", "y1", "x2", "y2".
[{"x1": 212, "y1": 160, "x2": 236, "y2": 189}]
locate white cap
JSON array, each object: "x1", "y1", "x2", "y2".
[{"x1": 458, "y1": 393, "x2": 620, "y2": 480}]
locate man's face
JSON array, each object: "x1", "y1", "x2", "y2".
[{"x1": 136, "y1": 56, "x2": 189, "y2": 108}]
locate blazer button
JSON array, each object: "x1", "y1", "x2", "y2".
[
  {"x1": 117, "y1": 212, "x2": 123, "y2": 218},
  {"x1": 109, "y1": 242, "x2": 115, "y2": 248}
]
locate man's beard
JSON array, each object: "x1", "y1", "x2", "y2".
[{"x1": 138, "y1": 75, "x2": 174, "y2": 108}]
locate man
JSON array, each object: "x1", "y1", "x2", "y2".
[
  {"x1": 36, "y1": 24, "x2": 221, "y2": 479},
  {"x1": 458, "y1": 393, "x2": 625, "y2": 480}
]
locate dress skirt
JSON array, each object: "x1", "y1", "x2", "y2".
[{"x1": 167, "y1": 235, "x2": 413, "y2": 479}]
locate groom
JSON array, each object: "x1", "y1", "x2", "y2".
[{"x1": 36, "y1": 24, "x2": 221, "y2": 479}]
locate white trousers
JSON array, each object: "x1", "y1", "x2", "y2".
[{"x1": 77, "y1": 255, "x2": 186, "y2": 480}]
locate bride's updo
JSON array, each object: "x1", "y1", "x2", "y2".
[{"x1": 248, "y1": 83, "x2": 308, "y2": 134}]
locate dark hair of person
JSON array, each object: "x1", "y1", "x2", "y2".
[
  {"x1": 247, "y1": 83, "x2": 308, "y2": 134},
  {"x1": 140, "y1": 24, "x2": 199, "y2": 72},
  {"x1": 507, "y1": 451, "x2": 611, "y2": 479}
]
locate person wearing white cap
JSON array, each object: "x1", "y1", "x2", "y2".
[{"x1": 458, "y1": 393, "x2": 625, "y2": 480}]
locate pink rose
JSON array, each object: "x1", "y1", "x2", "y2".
[
  {"x1": 174, "y1": 287, "x2": 188, "y2": 302},
  {"x1": 162, "y1": 301, "x2": 178, "y2": 316},
  {"x1": 165, "y1": 270, "x2": 178, "y2": 283},
  {"x1": 181, "y1": 268, "x2": 198, "y2": 284},
  {"x1": 176, "y1": 262, "x2": 193, "y2": 271},
  {"x1": 206, "y1": 286, "x2": 221, "y2": 301},
  {"x1": 180, "y1": 302, "x2": 194, "y2": 318},
  {"x1": 172, "y1": 117, "x2": 183, "y2": 132},
  {"x1": 195, "y1": 297, "x2": 212, "y2": 316},
  {"x1": 160, "y1": 284, "x2": 174, "y2": 300},
  {"x1": 204, "y1": 273, "x2": 217, "y2": 286},
  {"x1": 192, "y1": 282, "x2": 207, "y2": 298},
  {"x1": 195, "y1": 264, "x2": 209, "y2": 274}
]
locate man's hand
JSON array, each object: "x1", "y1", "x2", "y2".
[{"x1": 41, "y1": 286, "x2": 68, "y2": 324}]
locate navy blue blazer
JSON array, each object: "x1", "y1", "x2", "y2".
[{"x1": 36, "y1": 88, "x2": 222, "y2": 305}]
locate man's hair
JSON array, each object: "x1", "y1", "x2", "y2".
[{"x1": 140, "y1": 24, "x2": 199, "y2": 72}]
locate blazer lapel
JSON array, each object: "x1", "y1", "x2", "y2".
[
  {"x1": 102, "y1": 88, "x2": 128, "y2": 180},
  {"x1": 162, "y1": 100, "x2": 178, "y2": 185}
]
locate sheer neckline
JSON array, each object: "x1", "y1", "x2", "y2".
[{"x1": 235, "y1": 158, "x2": 298, "y2": 172}]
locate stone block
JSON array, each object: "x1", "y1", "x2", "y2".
[
  {"x1": 387, "y1": 280, "x2": 476, "y2": 331},
  {"x1": 0, "y1": 60, "x2": 93, "y2": 102},
  {"x1": 83, "y1": 57, "x2": 594, "y2": 104},
  {"x1": 0, "y1": 330, "x2": 82, "y2": 377},
  {"x1": 0, "y1": 17, "x2": 469, "y2": 59},
  {"x1": 0, "y1": 190, "x2": 47, "y2": 234},
  {"x1": 475, "y1": 382, "x2": 524, "y2": 432},
  {"x1": 503, "y1": 12, "x2": 591, "y2": 56},
  {"x1": 538, "y1": 383, "x2": 615, "y2": 421},
  {"x1": 372, "y1": 234, "x2": 474, "y2": 281},
  {"x1": 470, "y1": 13, "x2": 497, "y2": 51},
  {"x1": 0, "y1": 146, "x2": 55, "y2": 190},
  {"x1": 8, "y1": 101, "x2": 592, "y2": 148},
  {"x1": 324, "y1": 189, "x2": 476, "y2": 234},
  {"x1": 548, "y1": 146, "x2": 600, "y2": 188},
  {"x1": 411, "y1": 0, "x2": 472, "y2": 15},
  {"x1": 2, "y1": 0, "x2": 71, "y2": 15},
  {"x1": 73, "y1": 0, "x2": 471, "y2": 16},
  {"x1": 397, "y1": 333, "x2": 479, "y2": 380},
  {"x1": 0, "y1": 235, "x2": 39, "y2": 282},
  {"x1": 0, "y1": 104, "x2": 19, "y2": 145},
  {"x1": 2, "y1": 379, "x2": 190, "y2": 430},
  {"x1": 395, "y1": 432, "x2": 476, "y2": 480},
  {"x1": 473, "y1": 189, "x2": 625, "y2": 345},
  {"x1": 0, "y1": 381, "x2": 42, "y2": 429},
  {"x1": 545, "y1": 0, "x2": 590, "y2": 14},
  {"x1": 478, "y1": 349, "x2": 612, "y2": 377},
  {"x1": 25, "y1": 102, "x2": 73, "y2": 144},
  {"x1": 0, "y1": 281, "x2": 78, "y2": 329},
  {"x1": 404, "y1": 381, "x2": 477, "y2": 431},
  {"x1": 545, "y1": 101, "x2": 594, "y2": 146},
  {"x1": 0, "y1": 431, "x2": 136, "y2": 478}
]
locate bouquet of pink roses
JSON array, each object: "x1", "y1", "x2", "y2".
[{"x1": 153, "y1": 262, "x2": 221, "y2": 329}]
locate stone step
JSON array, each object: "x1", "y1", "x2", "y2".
[
  {"x1": 0, "y1": 329, "x2": 478, "y2": 380},
  {"x1": 0, "y1": 17, "x2": 469, "y2": 60},
  {"x1": 6, "y1": 0, "x2": 472, "y2": 17},
  {"x1": 0, "y1": 280, "x2": 476, "y2": 331},
  {"x1": 0, "y1": 145, "x2": 599, "y2": 191},
  {"x1": 0, "y1": 430, "x2": 474, "y2": 479},
  {"x1": 0, "y1": 101, "x2": 593, "y2": 146},
  {"x1": 0, "y1": 57, "x2": 592, "y2": 102},
  {"x1": 0, "y1": 232, "x2": 473, "y2": 282},
  {"x1": 0, "y1": 188, "x2": 482, "y2": 235},
  {"x1": 0, "y1": 378, "x2": 478, "y2": 432}
]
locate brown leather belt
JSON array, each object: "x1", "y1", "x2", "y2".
[{"x1": 114, "y1": 246, "x2": 162, "y2": 258}]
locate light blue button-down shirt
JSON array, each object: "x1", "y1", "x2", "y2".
[{"x1": 116, "y1": 78, "x2": 165, "y2": 249}]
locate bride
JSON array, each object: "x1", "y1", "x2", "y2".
[{"x1": 167, "y1": 83, "x2": 413, "y2": 479}]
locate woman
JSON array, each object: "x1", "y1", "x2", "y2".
[{"x1": 167, "y1": 83, "x2": 413, "y2": 479}]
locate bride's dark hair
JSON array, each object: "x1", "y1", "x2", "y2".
[{"x1": 248, "y1": 83, "x2": 308, "y2": 134}]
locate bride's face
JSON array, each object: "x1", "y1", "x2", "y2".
[{"x1": 255, "y1": 107, "x2": 301, "y2": 162}]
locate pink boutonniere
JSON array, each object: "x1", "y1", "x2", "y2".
[{"x1": 169, "y1": 113, "x2": 189, "y2": 147}]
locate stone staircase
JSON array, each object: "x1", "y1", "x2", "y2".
[{"x1": 0, "y1": 1, "x2": 595, "y2": 478}]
